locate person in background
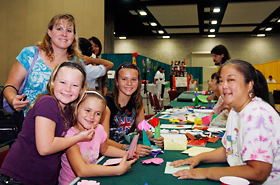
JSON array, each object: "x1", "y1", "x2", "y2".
[
  {"x1": 207, "y1": 72, "x2": 229, "y2": 115},
  {"x1": 59, "y1": 90, "x2": 138, "y2": 185},
  {"x1": 211, "y1": 44, "x2": 231, "y2": 66},
  {"x1": 78, "y1": 37, "x2": 112, "y2": 90},
  {"x1": 89, "y1": 36, "x2": 109, "y2": 95},
  {"x1": 0, "y1": 61, "x2": 95, "y2": 184},
  {"x1": 171, "y1": 59, "x2": 280, "y2": 185},
  {"x1": 101, "y1": 63, "x2": 164, "y2": 157},
  {"x1": 267, "y1": 75, "x2": 276, "y2": 83},
  {"x1": 160, "y1": 68, "x2": 166, "y2": 100},
  {"x1": 154, "y1": 66, "x2": 163, "y2": 100}
]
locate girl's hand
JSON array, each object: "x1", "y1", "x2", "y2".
[
  {"x1": 173, "y1": 168, "x2": 207, "y2": 180},
  {"x1": 170, "y1": 156, "x2": 201, "y2": 169},
  {"x1": 132, "y1": 150, "x2": 140, "y2": 160},
  {"x1": 117, "y1": 152, "x2": 137, "y2": 175},
  {"x1": 151, "y1": 136, "x2": 164, "y2": 148},
  {"x1": 136, "y1": 144, "x2": 152, "y2": 157},
  {"x1": 77, "y1": 128, "x2": 95, "y2": 142},
  {"x1": 12, "y1": 94, "x2": 30, "y2": 111}
]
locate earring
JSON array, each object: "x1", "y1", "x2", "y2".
[{"x1": 249, "y1": 92, "x2": 253, "y2": 98}]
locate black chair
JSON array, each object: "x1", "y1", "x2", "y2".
[
  {"x1": 153, "y1": 93, "x2": 164, "y2": 113},
  {"x1": 168, "y1": 90, "x2": 178, "y2": 101},
  {"x1": 273, "y1": 90, "x2": 280, "y2": 104}
]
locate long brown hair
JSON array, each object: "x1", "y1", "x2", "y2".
[
  {"x1": 38, "y1": 13, "x2": 81, "y2": 62},
  {"x1": 30, "y1": 61, "x2": 87, "y2": 128},
  {"x1": 113, "y1": 63, "x2": 143, "y2": 115}
]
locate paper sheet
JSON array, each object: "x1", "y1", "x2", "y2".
[
  {"x1": 160, "y1": 124, "x2": 192, "y2": 129},
  {"x1": 182, "y1": 146, "x2": 215, "y2": 156},
  {"x1": 164, "y1": 162, "x2": 190, "y2": 174}
]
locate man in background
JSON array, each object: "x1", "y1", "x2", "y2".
[
  {"x1": 267, "y1": 75, "x2": 276, "y2": 83},
  {"x1": 211, "y1": 45, "x2": 231, "y2": 66}
]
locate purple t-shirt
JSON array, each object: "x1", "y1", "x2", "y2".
[
  {"x1": 0, "y1": 95, "x2": 69, "y2": 185},
  {"x1": 59, "y1": 124, "x2": 107, "y2": 185}
]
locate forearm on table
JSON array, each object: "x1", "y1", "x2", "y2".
[{"x1": 198, "y1": 147, "x2": 227, "y2": 163}]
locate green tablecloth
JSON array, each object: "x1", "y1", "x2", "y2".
[{"x1": 73, "y1": 91, "x2": 228, "y2": 185}]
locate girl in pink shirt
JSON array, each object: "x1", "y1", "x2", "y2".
[{"x1": 59, "y1": 90, "x2": 138, "y2": 185}]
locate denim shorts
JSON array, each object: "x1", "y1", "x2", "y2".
[{"x1": 0, "y1": 174, "x2": 23, "y2": 185}]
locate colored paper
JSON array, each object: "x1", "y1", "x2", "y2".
[
  {"x1": 103, "y1": 158, "x2": 122, "y2": 166},
  {"x1": 178, "y1": 114, "x2": 186, "y2": 121},
  {"x1": 162, "y1": 133, "x2": 187, "y2": 151},
  {"x1": 182, "y1": 146, "x2": 215, "y2": 156},
  {"x1": 211, "y1": 114, "x2": 217, "y2": 121},
  {"x1": 154, "y1": 124, "x2": 161, "y2": 138},
  {"x1": 141, "y1": 158, "x2": 164, "y2": 165},
  {"x1": 194, "y1": 118, "x2": 202, "y2": 125},
  {"x1": 149, "y1": 117, "x2": 159, "y2": 128},
  {"x1": 194, "y1": 96, "x2": 199, "y2": 105},
  {"x1": 78, "y1": 180, "x2": 100, "y2": 185},
  {"x1": 143, "y1": 129, "x2": 151, "y2": 147},
  {"x1": 138, "y1": 120, "x2": 152, "y2": 131},
  {"x1": 202, "y1": 115, "x2": 212, "y2": 125},
  {"x1": 196, "y1": 95, "x2": 209, "y2": 103},
  {"x1": 164, "y1": 162, "x2": 190, "y2": 174},
  {"x1": 128, "y1": 134, "x2": 139, "y2": 159}
]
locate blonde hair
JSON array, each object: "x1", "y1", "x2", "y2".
[
  {"x1": 38, "y1": 13, "x2": 81, "y2": 62},
  {"x1": 30, "y1": 61, "x2": 87, "y2": 128},
  {"x1": 70, "y1": 89, "x2": 106, "y2": 127}
]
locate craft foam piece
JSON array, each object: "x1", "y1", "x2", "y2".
[
  {"x1": 211, "y1": 114, "x2": 217, "y2": 121},
  {"x1": 143, "y1": 128, "x2": 151, "y2": 147},
  {"x1": 154, "y1": 124, "x2": 160, "y2": 138},
  {"x1": 209, "y1": 101, "x2": 213, "y2": 109},
  {"x1": 141, "y1": 158, "x2": 164, "y2": 165},
  {"x1": 194, "y1": 118, "x2": 202, "y2": 125},
  {"x1": 149, "y1": 117, "x2": 159, "y2": 128},
  {"x1": 128, "y1": 134, "x2": 139, "y2": 159},
  {"x1": 178, "y1": 114, "x2": 186, "y2": 121},
  {"x1": 103, "y1": 158, "x2": 122, "y2": 166},
  {"x1": 194, "y1": 96, "x2": 199, "y2": 105},
  {"x1": 138, "y1": 120, "x2": 152, "y2": 131},
  {"x1": 202, "y1": 115, "x2": 212, "y2": 125},
  {"x1": 78, "y1": 180, "x2": 100, "y2": 185}
]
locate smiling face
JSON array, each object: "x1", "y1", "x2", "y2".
[
  {"x1": 212, "y1": 53, "x2": 224, "y2": 66},
  {"x1": 218, "y1": 64, "x2": 252, "y2": 112},
  {"x1": 53, "y1": 67, "x2": 83, "y2": 109},
  {"x1": 117, "y1": 68, "x2": 139, "y2": 98},
  {"x1": 75, "y1": 96, "x2": 105, "y2": 131},
  {"x1": 90, "y1": 40, "x2": 100, "y2": 55},
  {"x1": 47, "y1": 19, "x2": 75, "y2": 51}
]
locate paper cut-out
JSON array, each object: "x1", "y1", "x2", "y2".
[
  {"x1": 142, "y1": 129, "x2": 151, "y2": 147},
  {"x1": 178, "y1": 114, "x2": 186, "y2": 121},
  {"x1": 138, "y1": 120, "x2": 152, "y2": 131},
  {"x1": 141, "y1": 158, "x2": 164, "y2": 165},
  {"x1": 151, "y1": 150, "x2": 164, "y2": 158},
  {"x1": 194, "y1": 118, "x2": 202, "y2": 125},
  {"x1": 78, "y1": 180, "x2": 100, "y2": 185},
  {"x1": 202, "y1": 115, "x2": 212, "y2": 125},
  {"x1": 128, "y1": 134, "x2": 139, "y2": 159},
  {"x1": 164, "y1": 162, "x2": 190, "y2": 174},
  {"x1": 103, "y1": 158, "x2": 122, "y2": 166},
  {"x1": 182, "y1": 146, "x2": 215, "y2": 156},
  {"x1": 194, "y1": 96, "x2": 199, "y2": 105}
]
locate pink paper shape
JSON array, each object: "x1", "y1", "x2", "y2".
[
  {"x1": 178, "y1": 114, "x2": 186, "y2": 121},
  {"x1": 103, "y1": 158, "x2": 122, "y2": 166},
  {"x1": 78, "y1": 180, "x2": 100, "y2": 185},
  {"x1": 141, "y1": 158, "x2": 164, "y2": 165},
  {"x1": 138, "y1": 120, "x2": 152, "y2": 131},
  {"x1": 202, "y1": 115, "x2": 212, "y2": 125},
  {"x1": 128, "y1": 134, "x2": 139, "y2": 159}
]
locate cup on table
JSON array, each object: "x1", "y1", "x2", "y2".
[{"x1": 220, "y1": 176, "x2": 250, "y2": 185}]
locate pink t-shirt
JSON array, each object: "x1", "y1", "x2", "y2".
[{"x1": 59, "y1": 124, "x2": 107, "y2": 185}]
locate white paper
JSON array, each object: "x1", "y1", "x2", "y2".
[{"x1": 182, "y1": 146, "x2": 215, "y2": 156}]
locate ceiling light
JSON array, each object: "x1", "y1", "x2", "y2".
[
  {"x1": 129, "y1": 10, "x2": 138, "y2": 15},
  {"x1": 270, "y1": 18, "x2": 278, "y2": 22},
  {"x1": 138, "y1": 10, "x2": 147, "y2": 16},
  {"x1": 204, "y1": 7, "x2": 210, "y2": 12},
  {"x1": 204, "y1": 20, "x2": 209, "y2": 24},
  {"x1": 114, "y1": 32, "x2": 115, "y2": 35},
  {"x1": 158, "y1": 30, "x2": 164, "y2": 34},
  {"x1": 259, "y1": 27, "x2": 266, "y2": 31},
  {"x1": 152, "y1": 30, "x2": 157, "y2": 33},
  {"x1": 208, "y1": 35, "x2": 216, "y2": 38},
  {"x1": 213, "y1": 7, "x2": 220, "y2": 13},
  {"x1": 142, "y1": 22, "x2": 149, "y2": 26},
  {"x1": 278, "y1": 19, "x2": 280, "y2": 23},
  {"x1": 162, "y1": 36, "x2": 170, "y2": 39},
  {"x1": 257, "y1": 34, "x2": 265, "y2": 37},
  {"x1": 204, "y1": 29, "x2": 208, "y2": 32},
  {"x1": 119, "y1": 37, "x2": 126, "y2": 39},
  {"x1": 210, "y1": 29, "x2": 215, "y2": 32},
  {"x1": 211, "y1": 20, "x2": 217, "y2": 25},
  {"x1": 150, "y1": 22, "x2": 157, "y2": 26},
  {"x1": 265, "y1": 27, "x2": 272, "y2": 31}
]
